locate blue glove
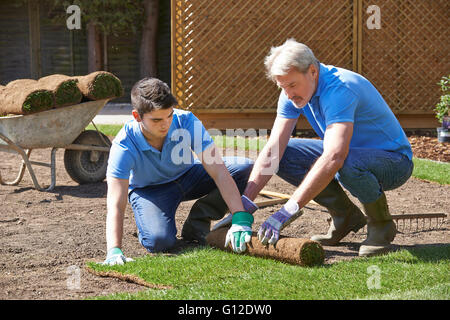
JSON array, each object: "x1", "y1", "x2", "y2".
[
  {"x1": 258, "y1": 199, "x2": 303, "y2": 246},
  {"x1": 102, "y1": 247, "x2": 134, "y2": 266},
  {"x1": 225, "y1": 211, "x2": 254, "y2": 253},
  {"x1": 242, "y1": 195, "x2": 259, "y2": 214},
  {"x1": 211, "y1": 195, "x2": 258, "y2": 231}
]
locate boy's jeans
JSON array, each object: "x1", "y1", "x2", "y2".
[
  {"x1": 277, "y1": 139, "x2": 414, "y2": 204},
  {"x1": 128, "y1": 157, "x2": 253, "y2": 253}
]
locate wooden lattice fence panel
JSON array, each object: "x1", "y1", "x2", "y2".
[
  {"x1": 360, "y1": 0, "x2": 450, "y2": 114},
  {"x1": 172, "y1": 0, "x2": 356, "y2": 112}
]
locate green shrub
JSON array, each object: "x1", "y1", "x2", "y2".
[{"x1": 435, "y1": 75, "x2": 449, "y2": 124}]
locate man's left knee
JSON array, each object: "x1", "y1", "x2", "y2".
[{"x1": 335, "y1": 153, "x2": 364, "y2": 184}]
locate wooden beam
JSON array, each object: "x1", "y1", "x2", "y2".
[
  {"x1": 170, "y1": 0, "x2": 176, "y2": 90},
  {"x1": 352, "y1": 0, "x2": 359, "y2": 72},
  {"x1": 357, "y1": 0, "x2": 363, "y2": 74},
  {"x1": 396, "y1": 114, "x2": 440, "y2": 129},
  {"x1": 196, "y1": 112, "x2": 312, "y2": 130},
  {"x1": 196, "y1": 112, "x2": 440, "y2": 130},
  {"x1": 260, "y1": 190, "x2": 320, "y2": 206}
]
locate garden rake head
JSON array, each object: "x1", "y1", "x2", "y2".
[
  {"x1": 254, "y1": 191, "x2": 447, "y2": 234},
  {"x1": 358, "y1": 213, "x2": 448, "y2": 234}
]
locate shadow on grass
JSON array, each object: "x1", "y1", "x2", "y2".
[
  {"x1": 155, "y1": 240, "x2": 450, "y2": 266},
  {"x1": 393, "y1": 243, "x2": 450, "y2": 263}
]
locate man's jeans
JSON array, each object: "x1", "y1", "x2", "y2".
[
  {"x1": 128, "y1": 157, "x2": 253, "y2": 253},
  {"x1": 277, "y1": 139, "x2": 414, "y2": 204}
]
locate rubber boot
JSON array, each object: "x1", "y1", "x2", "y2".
[
  {"x1": 181, "y1": 188, "x2": 229, "y2": 245},
  {"x1": 310, "y1": 179, "x2": 367, "y2": 246},
  {"x1": 359, "y1": 192, "x2": 397, "y2": 257}
]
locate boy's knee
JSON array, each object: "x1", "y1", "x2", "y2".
[{"x1": 140, "y1": 233, "x2": 176, "y2": 253}]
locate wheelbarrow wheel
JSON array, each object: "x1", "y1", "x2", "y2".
[{"x1": 64, "y1": 130, "x2": 110, "y2": 184}]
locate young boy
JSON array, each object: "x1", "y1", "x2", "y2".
[{"x1": 102, "y1": 78, "x2": 257, "y2": 265}]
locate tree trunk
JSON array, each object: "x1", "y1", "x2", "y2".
[
  {"x1": 140, "y1": 0, "x2": 159, "y2": 78},
  {"x1": 28, "y1": 0, "x2": 42, "y2": 79},
  {"x1": 87, "y1": 21, "x2": 103, "y2": 72}
]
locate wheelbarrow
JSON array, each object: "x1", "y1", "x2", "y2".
[{"x1": 0, "y1": 99, "x2": 113, "y2": 191}]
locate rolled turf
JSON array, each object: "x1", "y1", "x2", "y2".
[
  {"x1": 75, "y1": 71, "x2": 124, "y2": 100},
  {"x1": 0, "y1": 80, "x2": 55, "y2": 116},
  {"x1": 38, "y1": 74, "x2": 82, "y2": 108},
  {"x1": 0, "y1": 71, "x2": 123, "y2": 116},
  {"x1": 206, "y1": 227, "x2": 325, "y2": 266}
]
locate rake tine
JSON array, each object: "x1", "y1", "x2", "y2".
[{"x1": 391, "y1": 213, "x2": 446, "y2": 233}]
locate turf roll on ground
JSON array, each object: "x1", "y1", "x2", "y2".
[
  {"x1": 38, "y1": 74, "x2": 82, "y2": 108},
  {"x1": 206, "y1": 227, "x2": 325, "y2": 266},
  {"x1": 75, "y1": 71, "x2": 124, "y2": 100},
  {"x1": 0, "y1": 79, "x2": 55, "y2": 116}
]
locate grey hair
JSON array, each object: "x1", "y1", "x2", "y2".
[{"x1": 264, "y1": 39, "x2": 319, "y2": 82}]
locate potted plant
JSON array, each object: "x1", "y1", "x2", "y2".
[{"x1": 435, "y1": 75, "x2": 450, "y2": 143}]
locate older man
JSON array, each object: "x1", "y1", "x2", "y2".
[{"x1": 228, "y1": 39, "x2": 413, "y2": 257}]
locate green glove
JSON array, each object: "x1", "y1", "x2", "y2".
[
  {"x1": 224, "y1": 211, "x2": 254, "y2": 253},
  {"x1": 102, "y1": 247, "x2": 134, "y2": 266}
]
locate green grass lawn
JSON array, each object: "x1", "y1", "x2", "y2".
[
  {"x1": 412, "y1": 158, "x2": 450, "y2": 185},
  {"x1": 86, "y1": 123, "x2": 124, "y2": 137},
  {"x1": 87, "y1": 244, "x2": 450, "y2": 300},
  {"x1": 86, "y1": 125, "x2": 449, "y2": 300}
]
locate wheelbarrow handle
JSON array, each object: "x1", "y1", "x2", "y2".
[{"x1": 0, "y1": 132, "x2": 57, "y2": 191}]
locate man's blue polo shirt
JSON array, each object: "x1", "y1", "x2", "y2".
[
  {"x1": 106, "y1": 109, "x2": 214, "y2": 192},
  {"x1": 277, "y1": 63, "x2": 412, "y2": 160}
]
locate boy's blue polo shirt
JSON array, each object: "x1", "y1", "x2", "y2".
[
  {"x1": 277, "y1": 63, "x2": 412, "y2": 160},
  {"x1": 106, "y1": 109, "x2": 214, "y2": 192}
]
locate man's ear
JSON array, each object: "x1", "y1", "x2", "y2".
[
  {"x1": 132, "y1": 109, "x2": 142, "y2": 122},
  {"x1": 309, "y1": 64, "x2": 317, "y2": 77}
]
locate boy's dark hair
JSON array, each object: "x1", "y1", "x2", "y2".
[{"x1": 130, "y1": 78, "x2": 178, "y2": 117}]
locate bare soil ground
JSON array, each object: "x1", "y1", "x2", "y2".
[{"x1": 0, "y1": 136, "x2": 448, "y2": 300}]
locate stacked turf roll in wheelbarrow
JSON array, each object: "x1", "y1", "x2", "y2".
[{"x1": 0, "y1": 71, "x2": 123, "y2": 191}]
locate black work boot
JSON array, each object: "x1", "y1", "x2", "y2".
[
  {"x1": 181, "y1": 188, "x2": 228, "y2": 245},
  {"x1": 359, "y1": 192, "x2": 397, "y2": 257},
  {"x1": 310, "y1": 179, "x2": 367, "y2": 246}
]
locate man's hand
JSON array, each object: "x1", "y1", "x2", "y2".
[
  {"x1": 258, "y1": 200, "x2": 303, "y2": 246},
  {"x1": 211, "y1": 195, "x2": 258, "y2": 231},
  {"x1": 102, "y1": 247, "x2": 134, "y2": 266},
  {"x1": 225, "y1": 211, "x2": 254, "y2": 253}
]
